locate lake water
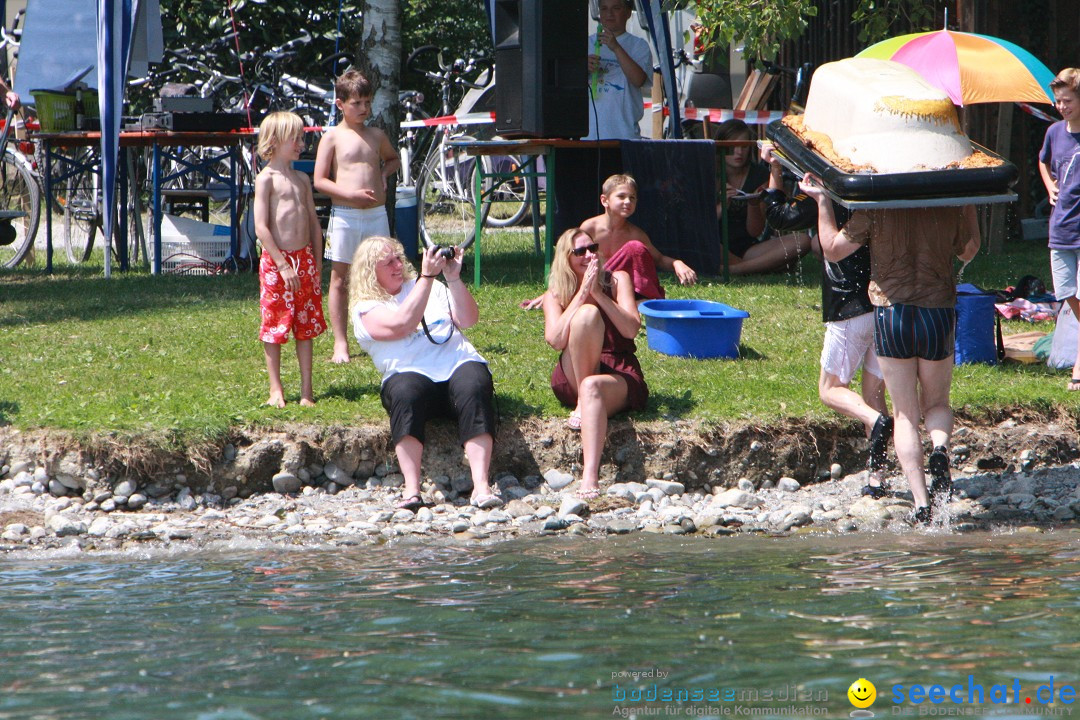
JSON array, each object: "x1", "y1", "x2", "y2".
[{"x1": 2, "y1": 531, "x2": 1079, "y2": 720}]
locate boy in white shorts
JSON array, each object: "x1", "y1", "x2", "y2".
[
  {"x1": 314, "y1": 69, "x2": 400, "y2": 362},
  {"x1": 760, "y1": 145, "x2": 892, "y2": 493},
  {"x1": 816, "y1": 241, "x2": 892, "y2": 496}
]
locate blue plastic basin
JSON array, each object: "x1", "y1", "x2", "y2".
[{"x1": 639, "y1": 299, "x2": 750, "y2": 359}]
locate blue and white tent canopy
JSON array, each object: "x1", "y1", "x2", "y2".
[{"x1": 15, "y1": 0, "x2": 161, "y2": 275}]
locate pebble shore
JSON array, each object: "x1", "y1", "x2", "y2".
[{"x1": 4, "y1": 442, "x2": 1080, "y2": 552}]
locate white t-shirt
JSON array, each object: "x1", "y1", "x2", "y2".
[
  {"x1": 352, "y1": 278, "x2": 487, "y2": 384},
  {"x1": 584, "y1": 31, "x2": 653, "y2": 140}
]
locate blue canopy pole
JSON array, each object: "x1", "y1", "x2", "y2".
[
  {"x1": 485, "y1": 0, "x2": 496, "y2": 46},
  {"x1": 97, "y1": 0, "x2": 135, "y2": 278},
  {"x1": 638, "y1": 0, "x2": 680, "y2": 138}
]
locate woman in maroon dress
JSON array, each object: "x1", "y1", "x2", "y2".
[{"x1": 542, "y1": 227, "x2": 648, "y2": 498}]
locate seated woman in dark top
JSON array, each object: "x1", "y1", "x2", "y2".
[{"x1": 715, "y1": 119, "x2": 811, "y2": 275}]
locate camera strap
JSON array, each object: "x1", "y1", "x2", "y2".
[
  {"x1": 421, "y1": 316, "x2": 454, "y2": 345},
  {"x1": 420, "y1": 290, "x2": 456, "y2": 345}
]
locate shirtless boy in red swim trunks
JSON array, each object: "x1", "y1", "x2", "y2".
[{"x1": 255, "y1": 112, "x2": 326, "y2": 407}]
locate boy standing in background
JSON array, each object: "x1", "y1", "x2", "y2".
[
  {"x1": 585, "y1": 0, "x2": 652, "y2": 140},
  {"x1": 315, "y1": 69, "x2": 401, "y2": 363},
  {"x1": 1039, "y1": 68, "x2": 1080, "y2": 391}
]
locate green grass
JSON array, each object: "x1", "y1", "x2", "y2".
[{"x1": 0, "y1": 230, "x2": 1074, "y2": 447}]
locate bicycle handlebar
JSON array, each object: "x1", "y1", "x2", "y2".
[
  {"x1": 406, "y1": 45, "x2": 440, "y2": 72},
  {"x1": 408, "y1": 44, "x2": 490, "y2": 80},
  {"x1": 261, "y1": 32, "x2": 312, "y2": 63},
  {"x1": 321, "y1": 51, "x2": 352, "y2": 75}
]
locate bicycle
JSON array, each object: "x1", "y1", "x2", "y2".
[
  {"x1": 0, "y1": 12, "x2": 42, "y2": 269},
  {"x1": 0, "y1": 107, "x2": 41, "y2": 269},
  {"x1": 402, "y1": 46, "x2": 532, "y2": 251}
]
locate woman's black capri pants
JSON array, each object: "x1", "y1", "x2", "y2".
[{"x1": 380, "y1": 361, "x2": 496, "y2": 446}]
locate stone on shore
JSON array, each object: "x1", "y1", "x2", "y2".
[
  {"x1": 711, "y1": 488, "x2": 763, "y2": 509},
  {"x1": 543, "y1": 469, "x2": 574, "y2": 491},
  {"x1": 48, "y1": 515, "x2": 86, "y2": 537},
  {"x1": 559, "y1": 496, "x2": 588, "y2": 518},
  {"x1": 272, "y1": 472, "x2": 302, "y2": 494},
  {"x1": 646, "y1": 478, "x2": 685, "y2": 496},
  {"x1": 777, "y1": 477, "x2": 801, "y2": 493}
]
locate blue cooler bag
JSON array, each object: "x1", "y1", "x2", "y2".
[{"x1": 955, "y1": 283, "x2": 1001, "y2": 365}]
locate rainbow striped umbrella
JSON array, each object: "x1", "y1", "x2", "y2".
[{"x1": 856, "y1": 30, "x2": 1055, "y2": 106}]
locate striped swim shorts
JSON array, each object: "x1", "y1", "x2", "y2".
[{"x1": 873, "y1": 304, "x2": 956, "y2": 361}]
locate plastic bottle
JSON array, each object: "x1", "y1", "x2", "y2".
[{"x1": 75, "y1": 88, "x2": 85, "y2": 131}]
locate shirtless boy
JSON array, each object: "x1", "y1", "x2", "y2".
[
  {"x1": 582, "y1": 174, "x2": 697, "y2": 297},
  {"x1": 255, "y1": 112, "x2": 326, "y2": 407},
  {"x1": 521, "y1": 174, "x2": 697, "y2": 308},
  {"x1": 314, "y1": 69, "x2": 401, "y2": 362}
]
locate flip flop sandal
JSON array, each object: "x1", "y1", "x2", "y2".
[
  {"x1": 566, "y1": 411, "x2": 582, "y2": 431},
  {"x1": 396, "y1": 494, "x2": 425, "y2": 512},
  {"x1": 471, "y1": 494, "x2": 503, "y2": 509},
  {"x1": 1068, "y1": 378, "x2": 1080, "y2": 391}
]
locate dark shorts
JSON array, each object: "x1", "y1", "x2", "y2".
[
  {"x1": 550, "y1": 352, "x2": 649, "y2": 411},
  {"x1": 874, "y1": 304, "x2": 956, "y2": 361},
  {"x1": 380, "y1": 362, "x2": 496, "y2": 446}
]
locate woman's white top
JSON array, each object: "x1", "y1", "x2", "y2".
[{"x1": 352, "y1": 278, "x2": 487, "y2": 384}]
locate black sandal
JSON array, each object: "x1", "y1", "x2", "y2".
[
  {"x1": 861, "y1": 483, "x2": 889, "y2": 499},
  {"x1": 868, "y1": 414, "x2": 893, "y2": 471},
  {"x1": 396, "y1": 494, "x2": 425, "y2": 512},
  {"x1": 928, "y1": 446, "x2": 952, "y2": 501}
]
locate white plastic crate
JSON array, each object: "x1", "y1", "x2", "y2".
[{"x1": 153, "y1": 213, "x2": 231, "y2": 274}]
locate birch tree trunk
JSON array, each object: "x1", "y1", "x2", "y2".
[{"x1": 359, "y1": 0, "x2": 401, "y2": 149}]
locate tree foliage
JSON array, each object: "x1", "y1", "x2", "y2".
[
  {"x1": 401, "y1": 0, "x2": 492, "y2": 116},
  {"x1": 688, "y1": 0, "x2": 936, "y2": 65},
  {"x1": 691, "y1": 0, "x2": 818, "y2": 65},
  {"x1": 130, "y1": 0, "x2": 362, "y2": 111},
  {"x1": 850, "y1": 0, "x2": 935, "y2": 44},
  {"x1": 161, "y1": 0, "x2": 362, "y2": 63}
]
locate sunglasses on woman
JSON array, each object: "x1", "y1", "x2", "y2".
[{"x1": 571, "y1": 243, "x2": 599, "y2": 257}]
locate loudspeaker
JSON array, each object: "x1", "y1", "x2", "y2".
[{"x1": 495, "y1": 0, "x2": 588, "y2": 138}]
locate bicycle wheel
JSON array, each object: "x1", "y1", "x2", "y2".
[
  {"x1": 123, "y1": 149, "x2": 149, "y2": 267},
  {"x1": 417, "y1": 141, "x2": 478, "y2": 250},
  {"x1": 0, "y1": 148, "x2": 41, "y2": 269},
  {"x1": 62, "y1": 170, "x2": 101, "y2": 264},
  {"x1": 479, "y1": 154, "x2": 531, "y2": 228}
]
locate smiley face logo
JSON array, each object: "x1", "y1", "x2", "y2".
[{"x1": 848, "y1": 678, "x2": 876, "y2": 708}]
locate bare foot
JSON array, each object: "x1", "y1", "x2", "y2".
[
  {"x1": 330, "y1": 349, "x2": 350, "y2": 364},
  {"x1": 266, "y1": 393, "x2": 286, "y2": 408},
  {"x1": 300, "y1": 397, "x2": 316, "y2": 407}
]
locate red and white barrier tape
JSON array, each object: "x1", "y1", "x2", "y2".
[{"x1": 400, "y1": 112, "x2": 497, "y2": 129}]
